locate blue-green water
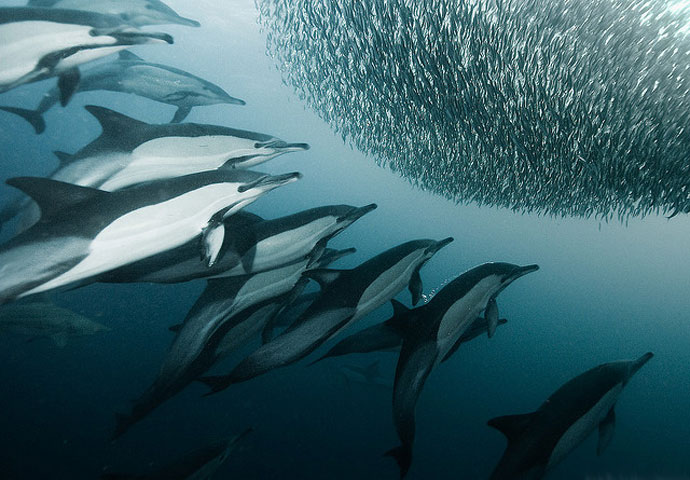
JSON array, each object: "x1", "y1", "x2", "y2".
[{"x1": 0, "y1": 1, "x2": 689, "y2": 478}]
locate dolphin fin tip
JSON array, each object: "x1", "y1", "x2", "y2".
[{"x1": 384, "y1": 445, "x2": 412, "y2": 478}]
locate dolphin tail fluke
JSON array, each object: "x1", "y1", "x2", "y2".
[
  {"x1": 384, "y1": 445, "x2": 412, "y2": 479},
  {"x1": 197, "y1": 375, "x2": 231, "y2": 396},
  {"x1": 0, "y1": 106, "x2": 46, "y2": 134}
]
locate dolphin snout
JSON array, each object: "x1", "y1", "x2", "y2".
[
  {"x1": 515, "y1": 264, "x2": 540, "y2": 277},
  {"x1": 428, "y1": 236, "x2": 454, "y2": 254},
  {"x1": 282, "y1": 142, "x2": 311, "y2": 152},
  {"x1": 238, "y1": 172, "x2": 302, "y2": 193},
  {"x1": 630, "y1": 352, "x2": 654, "y2": 376},
  {"x1": 341, "y1": 203, "x2": 377, "y2": 222},
  {"x1": 173, "y1": 16, "x2": 201, "y2": 27}
]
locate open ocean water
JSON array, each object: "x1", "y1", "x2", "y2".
[{"x1": 0, "y1": 0, "x2": 689, "y2": 479}]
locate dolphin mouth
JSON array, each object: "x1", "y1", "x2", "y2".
[
  {"x1": 339, "y1": 203, "x2": 378, "y2": 223},
  {"x1": 96, "y1": 29, "x2": 174, "y2": 45},
  {"x1": 508, "y1": 264, "x2": 539, "y2": 281},
  {"x1": 238, "y1": 172, "x2": 302, "y2": 192},
  {"x1": 224, "y1": 94, "x2": 246, "y2": 106},
  {"x1": 426, "y1": 236, "x2": 454, "y2": 254},
  {"x1": 255, "y1": 140, "x2": 311, "y2": 152}
]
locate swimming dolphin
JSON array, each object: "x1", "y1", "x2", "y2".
[
  {"x1": 312, "y1": 302, "x2": 508, "y2": 363},
  {"x1": 112, "y1": 247, "x2": 353, "y2": 439},
  {"x1": 4, "y1": 50, "x2": 244, "y2": 133},
  {"x1": 0, "y1": 301, "x2": 109, "y2": 347},
  {"x1": 199, "y1": 237, "x2": 454, "y2": 394},
  {"x1": 0, "y1": 8, "x2": 173, "y2": 104},
  {"x1": 102, "y1": 427, "x2": 252, "y2": 480},
  {"x1": 102, "y1": 203, "x2": 375, "y2": 284},
  {"x1": 27, "y1": 0, "x2": 200, "y2": 28},
  {"x1": 488, "y1": 352, "x2": 654, "y2": 479},
  {"x1": 0, "y1": 170, "x2": 300, "y2": 304},
  {"x1": 0, "y1": 105, "x2": 310, "y2": 230},
  {"x1": 386, "y1": 262, "x2": 539, "y2": 478}
]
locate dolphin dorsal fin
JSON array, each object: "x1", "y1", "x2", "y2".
[
  {"x1": 84, "y1": 105, "x2": 148, "y2": 136},
  {"x1": 6, "y1": 177, "x2": 108, "y2": 220},
  {"x1": 487, "y1": 413, "x2": 536, "y2": 442},
  {"x1": 302, "y1": 269, "x2": 345, "y2": 289},
  {"x1": 390, "y1": 299, "x2": 410, "y2": 317},
  {"x1": 53, "y1": 151, "x2": 75, "y2": 167},
  {"x1": 118, "y1": 50, "x2": 144, "y2": 62}
]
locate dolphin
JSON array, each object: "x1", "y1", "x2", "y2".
[
  {"x1": 312, "y1": 301, "x2": 509, "y2": 363},
  {"x1": 26, "y1": 0, "x2": 200, "y2": 28},
  {"x1": 0, "y1": 170, "x2": 300, "y2": 304},
  {"x1": 386, "y1": 262, "x2": 539, "y2": 478},
  {"x1": 113, "y1": 246, "x2": 355, "y2": 439},
  {"x1": 102, "y1": 203, "x2": 375, "y2": 284},
  {"x1": 199, "y1": 237, "x2": 454, "y2": 394},
  {"x1": 102, "y1": 428, "x2": 253, "y2": 480},
  {"x1": 0, "y1": 301, "x2": 109, "y2": 347},
  {"x1": 0, "y1": 105, "x2": 310, "y2": 230},
  {"x1": 0, "y1": 8, "x2": 173, "y2": 105},
  {"x1": 3, "y1": 50, "x2": 244, "y2": 133},
  {"x1": 488, "y1": 352, "x2": 654, "y2": 479}
]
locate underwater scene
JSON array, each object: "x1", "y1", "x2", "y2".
[{"x1": 0, "y1": 0, "x2": 689, "y2": 478}]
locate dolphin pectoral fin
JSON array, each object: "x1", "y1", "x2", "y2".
[
  {"x1": 172, "y1": 106, "x2": 192, "y2": 123},
  {"x1": 57, "y1": 68, "x2": 80, "y2": 107},
  {"x1": 301, "y1": 268, "x2": 344, "y2": 289},
  {"x1": 485, "y1": 298, "x2": 499, "y2": 338},
  {"x1": 0, "y1": 106, "x2": 46, "y2": 134},
  {"x1": 487, "y1": 412, "x2": 536, "y2": 443},
  {"x1": 306, "y1": 238, "x2": 328, "y2": 268},
  {"x1": 200, "y1": 220, "x2": 225, "y2": 267},
  {"x1": 50, "y1": 332, "x2": 68, "y2": 348},
  {"x1": 408, "y1": 269, "x2": 423, "y2": 306},
  {"x1": 390, "y1": 299, "x2": 411, "y2": 318},
  {"x1": 597, "y1": 407, "x2": 616, "y2": 455}
]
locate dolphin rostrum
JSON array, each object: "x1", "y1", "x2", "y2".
[
  {"x1": 0, "y1": 170, "x2": 300, "y2": 304},
  {"x1": 27, "y1": 0, "x2": 200, "y2": 28},
  {"x1": 0, "y1": 8, "x2": 173, "y2": 105},
  {"x1": 386, "y1": 262, "x2": 539, "y2": 478},
  {"x1": 103, "y1": 203, "x2": 376, "y2": 284},
  {"x1": 199, "y1": 237, "x2": 454, "y2": 394},
  {"x1": 488, "y1": 352, "x2": 654, "y2": 479}
]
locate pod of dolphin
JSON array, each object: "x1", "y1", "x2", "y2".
[{"x1": 0, "y1": 1, "x2": 655, "y2": 479}]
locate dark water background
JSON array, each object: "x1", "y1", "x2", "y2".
[{"x1": 0, "y1": 1, "x2": 689, "y2": 478}]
